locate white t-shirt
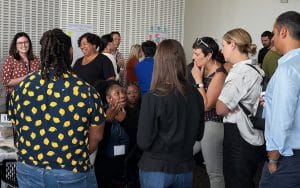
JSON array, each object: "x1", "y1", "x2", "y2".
[{"x1": 103, "y1": 52, "x2": 119, "y2": 80}]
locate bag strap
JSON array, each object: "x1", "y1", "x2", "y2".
[
  {"x1": 238, "y1": 101, "x2": 253, "y2": 118},
  {"x1": 246, "y1": 64, "x2": 261, "y2": 75},
  {"x1": 239, "y1": 64, "x2": 262, "y2": 117},
  {"x1": 246, "y1": 64, "x2": 264, "y2": 86}
]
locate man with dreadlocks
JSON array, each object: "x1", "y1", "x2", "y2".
[{"x1": 7, "y1": 28, "x2": 105, "y2": 187}]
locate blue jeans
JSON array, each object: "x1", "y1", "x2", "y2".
[
  {"x1": 16, "y1": 162, "x2": 98, "y2": 188},
  {"x1": 139, "y1": 170, "x2": 192, "y2": 188}
]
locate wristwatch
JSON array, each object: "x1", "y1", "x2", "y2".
[
  {"x1": 268, "y1": 158, "x2": 278, "y2": 164},
  {"x1": 195, "y1": 83, "x2": 204, "y2": 88}
]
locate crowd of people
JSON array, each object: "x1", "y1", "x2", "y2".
[{"x1": 1, "y1": 10, "x2": 300, "y2": 188}]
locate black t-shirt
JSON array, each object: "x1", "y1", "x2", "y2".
[
  {"x1": 187, "y1": 62, "x2": 196, "y2": 85},
  {"x1": 258, "y1": 47, "x2": 270, "y2": 65},
  {"x1": 122, "y1": 104, "x2": 140, "y2": 151},
  {"x1": 72, "y1": 54, "x2": 115, "y2": 86}
]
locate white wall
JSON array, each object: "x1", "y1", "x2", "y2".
[{"x1": 183, "y1": 0, "x2": 300, "y2": 63}]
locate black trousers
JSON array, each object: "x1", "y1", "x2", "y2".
[{"x1": 223, "y1": 123, "x2": 265, "y2": 188}]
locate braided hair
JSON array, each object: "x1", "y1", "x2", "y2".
[{"x1": 40, "y1": 28, "x2": 72, "y2": 80}]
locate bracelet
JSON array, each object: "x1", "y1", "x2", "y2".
[
  {"x1": 268, "y1": 159, "x2": 278, "y2": 164},
  {"x1": 195, "y1": 83, "x2": 204, "y2": 88}
]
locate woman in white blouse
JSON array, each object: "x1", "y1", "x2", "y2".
[{"x1": 216, "y1": 28, "x2": 265, "y2": 188}]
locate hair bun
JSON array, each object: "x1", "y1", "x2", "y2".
[{"x1": 248, "y1": 43, "x2": 257, "y2": 55}]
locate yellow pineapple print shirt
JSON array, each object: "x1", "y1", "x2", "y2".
[{"x1": 8, "y1": 70, "x2": 105, "y2": 172}]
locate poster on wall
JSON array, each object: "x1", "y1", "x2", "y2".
[
  {"x1": 148, "y1": 26, "x2": 168, "y2": 45},
  {"x1": 66, "y1": 23, "x2": 93, "y2": 66}
]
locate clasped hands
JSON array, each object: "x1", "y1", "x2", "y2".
[{"x1": 106, "y1": 99, "x2": 126, "y2": 122}]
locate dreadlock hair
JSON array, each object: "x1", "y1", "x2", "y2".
[{"x1": 40, "y1": 28, "x2": 73, "y2": 80}]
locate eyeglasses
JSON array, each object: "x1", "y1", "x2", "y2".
[
  {"x1": 16, "y1": 41, "x2": 29, "y2": 46},
  {"x1": 196, "y1": 38, "x2": 213, "y2": 52}
]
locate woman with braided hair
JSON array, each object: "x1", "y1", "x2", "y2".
[{"x1": 8, "y1": 28, "x2": 106, "y2": 187}]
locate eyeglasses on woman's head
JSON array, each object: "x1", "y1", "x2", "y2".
[{"x1": 195, "y1": 38, "x2": 213, "y2": 52}]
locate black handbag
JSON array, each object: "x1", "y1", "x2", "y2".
[{"x1": 239, "y1": 101, "x2": 265, "y2": 130}]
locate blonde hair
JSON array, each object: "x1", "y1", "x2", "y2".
[
  {"x1": 128, "y1": 44, "x2": 142, "y2": 60},
  {"x1": 223, "y1": 28, "x2": 257, "y2": 55}
]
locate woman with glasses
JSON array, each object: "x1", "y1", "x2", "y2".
[
  {"x1": 1, "y1": 32, "x2": 40, "y2": 112},
  {"x1": 188, "y1": 37, "x2": 227, "y2": 188},
  {"x1": 216, "y1": 28, "x2": 265, "y2": 188}
]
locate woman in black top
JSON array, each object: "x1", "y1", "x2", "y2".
[
  {"x1": 72, "y1": 32, "x2": 115, "y2": 86},
  {"x1": 137, "y1": 39, "x2": 205, "y2": 188},
  {"x1": 187, "y1": 37, "x2": 227, "y2": 188},
  {"x1": 94, "y1": 80, "x2": 128, "y2": 187},
  {"x1": 122, "y1": 83, "x2": 142, "y2": 185}
]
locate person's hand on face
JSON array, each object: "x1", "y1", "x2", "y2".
[
  {"x1": 106, "y1": 86, "x2": 127, "y2": 121},
  {"x1": 191, "y1": 63, "x2": 204, "y2": 84},
  {"x1": 192, "y1": 48, "x2": 207, "y2": 83},
  {"x1": 115, "y1": 107, "x2": 126, "y2": 122},
  {"x1": 116, "y1": 91, "x2": 126, "y2": 108},
  {"x1": 106, "y1": 99, "x2": 119, "y2": 122}
]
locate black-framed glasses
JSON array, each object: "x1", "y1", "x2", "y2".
[
  {"x1": 196, "y1": 38, "x2": 213, "y2": 52},
  {"x1": 16, "y1": 41, "x2": 29, "y2": 46}
]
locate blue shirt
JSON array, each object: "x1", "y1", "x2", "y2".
[
  {"x1": 265, "y1": 48, "x2": 300, "y2": 156},
  {"x1": 135, "y1": 57, "x2": 154, "y2": 95}
]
